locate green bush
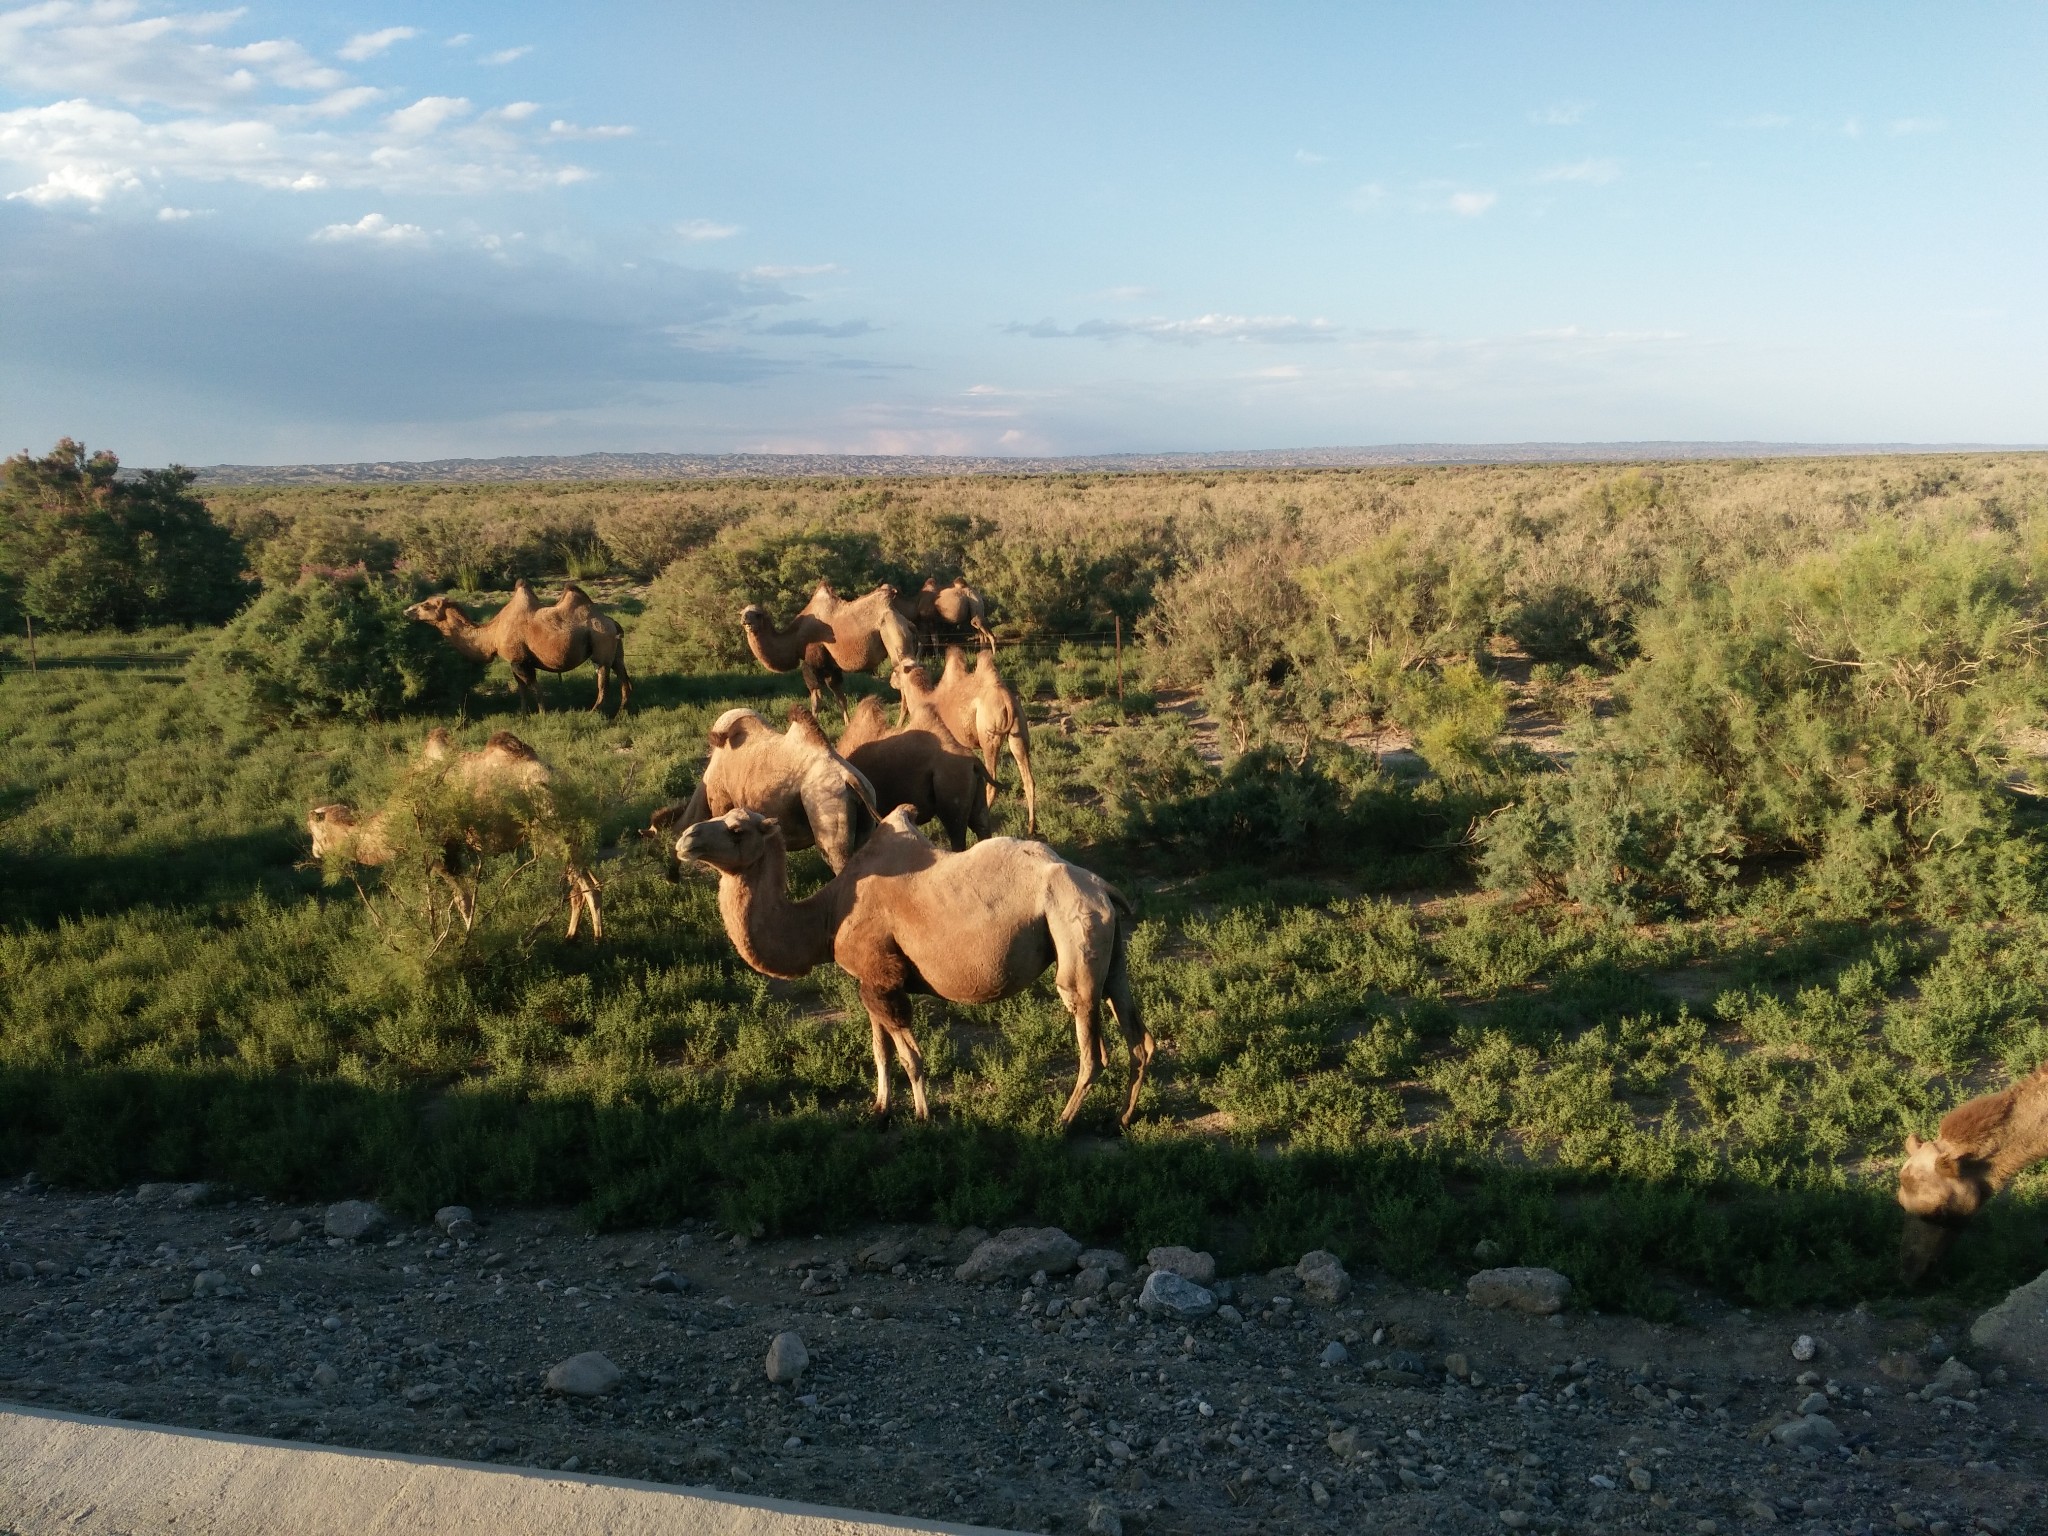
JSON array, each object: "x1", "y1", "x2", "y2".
[
  {"x1": 641, "y1": 525, "x2": 906, "y2": 670},
  {"x1": 196, "y1": 573, "x2": 481, "y2": 724},
  {"x1": 0, "y1": 439, "x2": 250, "y2": 631},
  {"x1": 1501, "y1": 582, "x2": 1633, "y2": 667}
]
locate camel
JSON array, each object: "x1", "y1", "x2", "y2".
[
  {"x1": 651, "y1": 706, "x2": 877, "y2": 874},
  {"x1": 836, "y1": 696, "x2": 992, "y2": 851},
  {"x1": 676, "y1": 806, "x2": 1153, "y2": 1126},
  {"x1": 738, "y1": 605, "x2": 847, "y2": 718},
  {"x1": 915, "y1": 577, "x2": 994, "y2": 650},
  {"x1": 405, "y1": 579, "x2": 631, "y2": 714},
  {"x1": 799, "y1": 582, "x2": 916, "y2": 676},
  {"x1": 1896, "y1": 1063, "x2": 2048, "y2": 1279},
  {"x1": 308, "y1": 728, "x2": 602, "y2": 939},
  {"x1": 892, "y1": 650, "x2": 1038, "y2": 837}
]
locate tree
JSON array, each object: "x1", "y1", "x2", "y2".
[{"x1": 0, "y1": 439, "x2": 250, "y2": 631}]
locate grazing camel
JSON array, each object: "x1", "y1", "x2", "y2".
[
  {"x1": 836, "y1": 696, "x2": 992, "y2": 851},
  {"x1": 308, "y1": 728, "x2": 602, "y2": 938},
  {"x1": 678, "y1": 806, "x2": 1153, "y2": 1125},
  {"x1": 738, "y1": 605, "x2": 847, "y2": 718},
  {"x1": 650, "y1": 706, "x2": 877, "y2": 874},
  {"x1": 799, "y1": 582, "x2": 916, "y2": 675},
  {"x1": 915, "y1": 577, "x2": 994, "y2": 650},
  {"x1": 405, "y1": 579, "x2": 631, "y2": 714},
  {"x1": 1896, "y1": 1063, "x2": 2048, "y2": 1280},
  {"x1": 892, "y1": 650, "x2": 1038, "y2": 837}
]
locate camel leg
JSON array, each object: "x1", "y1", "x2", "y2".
[
  {"x1": 979, "y1": 736, "x2": 1002, "y2": 808},
  {"x1": 565, "y1": 867, "x2": 602, "y2": 941},
  {"x1": 1105, "y1": 921, "x2": 1153, "y2": 1127},
  {"x1": 590, "y1": 664, "x2": 608, "y2": 714},
  {"x1": 1057, "y1": 991, "x2": 1103, "y2": 1128},
  {"x1": 867, "y1": 1013, "x2": 893, "y2": 1117},
  {"x1": 861, "y1": 984, "x2": 928, "y2": 1120},
  {"x1": 1008, "y1": 727, "x2": 1037, "y2": 838}
]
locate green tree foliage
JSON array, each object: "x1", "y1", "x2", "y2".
[
  {"x1": 1487, "y1": 526, "x2": 2048, "y2": 919},
  {"x1": 197, "y1": 573, "x2": 482, "y2": 725},
  {"x1": 0, "y1": 439, "x2": 250, "y2": 631}
]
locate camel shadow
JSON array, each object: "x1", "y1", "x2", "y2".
[{"x1": 0, "y1": 828, "x2": 314, "y2": 925}]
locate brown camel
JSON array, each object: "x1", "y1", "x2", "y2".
[
  {"x1": 405, "y1": 579, "x2": 631, "y2": 714},
  {"x1": 1897, "y1": 1063, "x2": 2048, "y2": 1279},
  {"x1": 308, "y1": 728, "x2": 602, "y2": 939},
  {"x1": 915, "y1": 577, "x2": 994, "y2": 650},
  {"x1": 836, "y1": 696, "x2": 992, "y2": 851},
  {"x1": 650, "y1": 706, "x2": 877, "y2": 874},
  {"x1": 738, "y1": 605, "x2": 847, "y2": 718},
  {"x1": 799, "y1": 582, "x2": 916, "y2": 675},
  {"x1": 677, "y1": 806, "x2": 1153, "y2": 1126},
  {"x1": 892, "y1": 650, "x2": 1038, "y2": 837}
]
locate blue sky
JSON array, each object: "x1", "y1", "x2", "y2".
[{"x1": 1, "y1": 3, "x2": 2043, "y2": 464}]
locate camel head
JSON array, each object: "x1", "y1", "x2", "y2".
[
  {"x1": 1896, "y1": 1133, "x2": 1990, "y2": 1221},
  {"x1": 403, "y1": 593, "x2": 470, "y2": 630},
  {"x1": 739, "y1": 603, "x2": 770, "y2": 633},
  {"x1": 676, "y1": 807, "x2": 782, "y2": 875},
  {"x1": 888, "y1": 659, "x2": 934, "y2": 698},
  {"x1": 419, "y1": 727, "x2": 457, "y2": 763},
  {"x1": 307, "y1": 802, "x2": 360, "y2": 860}
]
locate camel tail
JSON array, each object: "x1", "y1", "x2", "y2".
[{"x1": 1105, "y1": 893, "x2": 1152, "y2": 1128}]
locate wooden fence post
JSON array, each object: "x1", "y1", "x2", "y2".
[
  {"x1": 1115, "y1": 615, "x2": 1124, "y2": 706},
  {"x1": 25, "y1": 615, "x2": 35, "y2": 673}
]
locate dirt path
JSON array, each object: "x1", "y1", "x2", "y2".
[{"x1": 1, "y1": 1177, "x2": 2037, "y2": 1536}]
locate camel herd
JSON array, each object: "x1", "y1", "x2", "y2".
[{"x1": 304, "y1": 575, "x2": 2048, "y2": 1265}]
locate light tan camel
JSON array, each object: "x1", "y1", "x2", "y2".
[
  {"x1": 799, "y1": 582, "x2": 916, "y2": 675},
  {"x1": 308, "y1": 728, "x2": 602, "y2": 938},
  {"x1": 650, "y1": 706, "x2": 877, "y2": 874},
  {"x1": 405, "y1": 579, "x2": 631, "y2": 714},
  {"x1": 1897, "y1": 1063, "x2": 2048, "y2": 1279},
  {"x1": 915, "y1": 577, "x2": 994, "y2": 649},
  {"x1": 738, "y1": 605, "x2": 847, "y2": 718},
  {"x1": 892, "y1": 651, "x2": 1038, "y2": 837},
  {"x1": 836, "y1": 696, "x2": 992, "y2": 851},
  {"x1": 677, "y1": 806, "x2": 1153, "y2": 1126}
]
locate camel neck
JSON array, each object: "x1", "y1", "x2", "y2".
[
  {"x1": 718, "y1": 840, "x2": 841, "y2": 979},
  {"x1": 439, "y1": 612, "x2": 499, "y2": 663}
]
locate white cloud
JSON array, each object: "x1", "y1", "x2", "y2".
[
  {"x1": 1890, "y1": 116, "x2": 1945, "y2": 136},
  {"x1": 156, "y1": 204, "x2": 193, "y2": 219},
  {"x1": 1531, "y1": 101, "x2": 1591, "y2": 125},
  {"x1": 1447, "y1": 190, "x2": 1497, "y2": 216},
  {"x1": 677, "y1": 219, "x2": 741, "y2": 241},
  {"x1": 496, "y1": 101, "x2": 540, "y2": 121},
  {"x1": 338, "y1": 26, "x2": 418, "y2": 62},
  {"x1": 386, "y1": 95, "x2": 471, "y2": 135},
  {"x1": 0, "y1": 3, "x2": 345, "y2": 111},
  {"x1": 298, "y1": 86, "x2": 383, "y2": 119},
  {"x1": 1536, "y1": 157, "x2": 1620, "y2": 184},
  {"x1": 1344, "y1": 181, "x2": 1386, "y2": 211},
  {"x1": 1011, "y1": 313, "x2": 1339, "y2": 345},
  {"x1": 746, "y1": 262, "x2": 838, "y2": 278},
  {"x1": 1294, "y1": 148, "x2": 1328, "y2": 165},
  {"x1": 480, "y1": 46, "x2": 532, "y2": 66},
  {"x1": 312, "y1": 211, "x2": 427, "y2": 244},
  {"x1": 444, "y1": 33, "x2": 473, "y2": 47},
  {"x1": 549, "y1": 119, "x2": 633, "y2": 139}
]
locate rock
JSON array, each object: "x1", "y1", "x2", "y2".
[
  {"x1": 190, "y1": 1269, "x2": 229, "y2": 1299},
  {"x1": 1879, "y1": 1351, "x2": 1928, "y2": 1383},
  {"x1": 1137, "y1": 1269, "x2": 1217, "y2": 1321},
  {"x1": 1327, "y1": 1426, "x2": 1363, "y2": 1460},
  {"x1": 645, "y1": 1269, "x2": 690, "y2": 1294},
  {"x1": 1791, "y1": 1333, "x2": 1817, "y2": 1362},
  {"x1": 1385, "y1": 1348, "x2": 1428, "y2": 1377},
  {"x1": 1444, "y1": 1351, "x2": 1471, "y2": 1379},
  {"x1": 955, "y1": 1227, "x2": 1081, "y2": 1283},
  {"x1": 172, "y1": 1181, "x2": 227, "y2": 1209},
  {"x1": 1628, "y1": 1465, "x2": 1654, "y2": 1492},
  {"x1": 1970, "y1": 1267, "x2": 2048, "y2": 1367},
  {"x1": 132, "y1": 1183, "x2": 177, "y2": 1204},
  {"x1": 1078, "y1": 1248, "x2": 1130, "y2": 1273},
  {"x1": 6, "y1": 1260, "x2": 30, "y2": 1281},
  {"x1": 1388, "y1": 1319, "x2": 1435, "y2": 1348},
  {"x1": 1216, "y1": 1304, "x2": 1244, "y2": 1325},
  {"x1": 856, "y1": 1237, "x2": 914, "y2": 1271},
  {"x1": 404, "y1": 1383, "x2": 441, "y2": 1405},
  {"x1": 1147, "y1": 1245, "x2": 1216, "y2": 1286},
  {"x1": 324, "y1": 1200, "x2": 388, "y2": 1242},
  {"x1": 311, "y1": 1363, "x2": 339, "y2": 1388},
  {"x1": 1467, "y1": 1266, "x2": 1571, "y2": 1315},
  {"x1": 941, "y1": 1226, "x2": 991, "y2": 1264},
  {"x1": 1922, "y1": 1357, "x2": 1980, "y2": 1399},
  {"x1": 545, "y1": 1351, "x2": 621, "y2": 1397},
  {"x1": 766, "y1": 1330, "x2": 809, "y2": 1384},
  {"x1": 1500, "y1": 1512, "x2": 1530, "y2": 1530},
  {"x1": 1770, "y1": 1413, "x2": 1843, "y2": 1452},
  {"x1": 1086, "y1": 1501, "x2": 1123, "y2": 1536},
  {"x1": 1319, "y1": 1341, "x2": 1349, "y2": 1367},
  {"x1": 1073, "y1": 1266, "x2": 1109, "y2": 1300},
  {"x1": 1797, "y1": 1390, "x2": 1830, "y2": 1416},
  {"x1": 218, "y1": 1393, "x2": 252, "y2": 1415},
  {"x1": 433, "y1": 1205, "x2": 476, "y2": 1238},
  {"x1": 1295, "y1": 1250, "x2": 1352, "y2": 1304},
  {"x1": 1472, "y1": 1238, "x2": 1505, "y2": 1263},
  {"x1": 265, "y1": 1218, "x2": 304, "y2": 1247}
]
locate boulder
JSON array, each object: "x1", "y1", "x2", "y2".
[
  {"x1": 1147, "y1": 1246, "x2": 1216, "y2": 1286},
  {"x1": 433, "y1": 1205, "x2": 477, "y2": 1239},
  {"x1": 190, "y1": 1269, "x2": 230, "y2": 1299},
  {"x1": 1467, "y1": 1266, "x2": 1570, "y2": 1315},
  {"x1": 856, "y1": 1236, "x2": 916, "y2": 1271},
  {"x1": 1078, "y1": 1248, "x2": 1130, "y2": 1273},
  {"x1": 172, "y1": 1182, "x2": 228, "y2": 1209},
  {"x1": 1970, "y1": 1267, "x2": 2048, "y2": 1370},
  {"x1": 324, "y1": 1200, "x2": 388, "y2": 1242},
  {"x1": 1137, "y1": 1269, "x2": 1217, "y2": 1321},
  {"x1": 545, "y1": 1351, "x2": 621, "y2": 1397},
  {"x1": 1296, "y1": 1249, "x2": 1352, "y2": 1304},
  {"x1": 1319, "y1": 1341, "x2": 1350, "y2": 1367},
  {"x1": 1770, "y1": 1413, "x2": 1843, "y2": 1453},
  {"x1": 1921, "y1": 1356, "x2": 1981, "y2": 1401},
  {"x1": 1073, "y1": 1266, "x2": 1109, "y2": 1300},
  {"x1": 955, "y1": 1226, "x2": 1081, "y2": 1283},
  {"x1": 766, "y1": 1330, "x2": 809, "y2": 1384}
]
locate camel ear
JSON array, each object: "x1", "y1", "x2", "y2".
[
  {"x1": 707, "y1": 726, "x2": 731, "y2": 750},
  {"x1": 1934, "y1": 1149, "x2": 1963, "y2": 1178},
  {"x1": 1904, "y1": 1133, "x2": 1924, "y2": 1154}
]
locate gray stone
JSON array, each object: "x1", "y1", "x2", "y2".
[
  {"x1": 1922, "y1": 1356, "x2": 1981, "y2": 1399},
  {"x1": 645, "y1": 1269, "x2": 690, "y2": 1294},
  {"x1": 1137, "y1": 1269, "x2": 1217, "y2": 1321},
  {"x1": 1327, "y1": 1426, "x2": 1363, "y2": 1460},
  {"x1": 1797, "y1": 1390, "x2": 1830, "y2": 1416},
  {"x1": 1970, "y1": 1268, "x2": 2048, "y2": 1367},
  {"x1": 1072, "y1": 1266, "x2": 1109, "y2": 1300},
  {"x1": 172, "y1": 1181, "x2": 227, "y2": 1209},
  {"x1": 1320, "y1": 1341, "x2": 1349, "y2": 1367},
  {"x1": 5, "y1": 1260, "x2": 30, "y2": 1281},
  {"x1": 1770, "y1": 1413, "x2": 1843, "y2": 1452},
  {"x1": 1216, "y1": 1304, "x2": 1244, "y2": 1325},
  {"x1": 1445, "y1": 1351, "x2": 1472, "y2": 1379},
  {"x1": 324, "y1": 1200, "x2": 388, "y2": 1242},
  {"x1": 955, "y1": 1226, "x2": 1081, "y2": 1283},
  {"x1": 404, "y1": 1382, "x2": 441, "y2": 1404},
  {"x1": 433, "y1": 1205, "x2": 476, "y2": 1239},
  {"x1": 1086, "y1": 1502, "x2": 1123, "y2": 1536},
  {"x1": 1146, "y1": 1245, "x2": 1216, "y2": 1286},
  {"x1": 265, "y1": 1218, "x2": 304, "y2": 1247},
  {"x1": 1791, "y1": 1333, "x2": 1817, "y2": 1362},
  {"x1": 311, "y1": 1363, "x2": 339, "y2": 1388},
  {"x1": 545, "y1": 1351, "x2": 621, "y2": 1397},
  {"x1": 766, "y1": 1330, "x2": 809, "y2": 1384},
  {"x1": 1628, "y1": 1465, "x2": 1655, "y2": 1492},
  {"x1": 856, "y1": 1236, "x2": 915, "y2": 1271},
  {"x1": 1472, "y1": 1238, "x2": 1505, "y2": 1263},
  {"x1": 1296, "y1": 1249, "x2": 1352, "y2": 1304},
  {"x1": 132, "y1": 1183, "x2": 177, "y2": 1204},
  {"x1": 1467, "y1": 1265, "x2": 1571, "y2": 1315},
  {"x1": 1078, "y1": 1248, "x2": 1130, "y2": 1273},
  {"x1": 190, "y1": 1269, "x2": 229, "y2": 1299}
]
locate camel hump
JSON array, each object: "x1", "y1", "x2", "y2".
[
  {"x1": 786, "y1": 705, "x2": 829, "y2": 748},
  {"x1": 1939, "y1": 1086, "x2": 2019, "y2": 1147},
  {"x1": 553, "y1": 583, "x2": 594, "y2": 612},
  {"x1": 420, "y1": 727, "x2": 457, "y2": 762},
  {"x1": 708, "y1": 707, "x2": 766, "y2": 751},
  {"x1": 838, "y1": 696, "x2": 892, "y2": 753},
  {"x1": 483, "y1": 731, "x2": 540, "y2": 760}
]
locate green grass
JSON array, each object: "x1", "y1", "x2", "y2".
[{"x1": 1, "y1": 619, "x2": 2044, "y2": 1318}]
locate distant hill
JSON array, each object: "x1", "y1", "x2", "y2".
[{"x1": 181, "y1": 442, "x2": 2042, "y2": 486}]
